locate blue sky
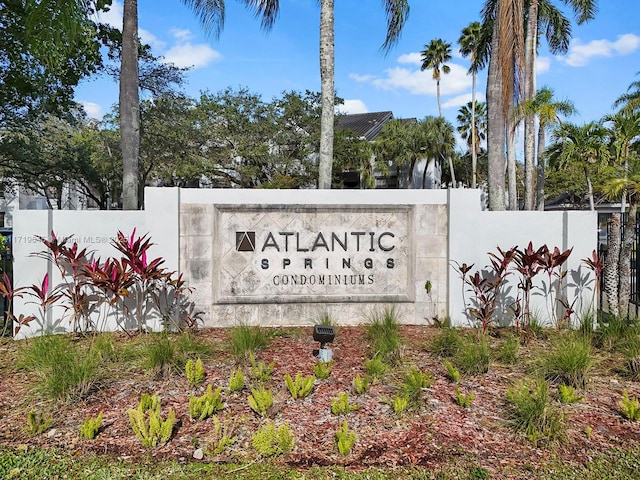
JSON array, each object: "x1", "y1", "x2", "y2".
[{"x1": 76, "y1": 0, "x2": 640, "y2": 135}]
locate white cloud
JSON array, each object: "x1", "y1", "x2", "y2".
[
  {"x1": 95, "y1": 0, "x2": 122, "y2": 29},
  {"x1": 560, "y1": 33, "x2": 640, "y2": 67},
  {"x1": 362, "y1": 63, "x2": 471, "y2": 96},
  {"x1": 442, "y1": 92, "x2": 486, "y2": 111},
  {"x1": 349, "y1": 73, "x2": 376, "y2": 82},
  {"x1": 163, "y1": 42, "x2": 222, "y2": 69},
  {"x1": 170, "y1": 28, "x2": 193, "y2": 42},
  {"x1": 80, "y1": 101, "x2": 103, "y2": 120},
  {"x1": 536, "y1": 56, "x2": 551, "y2": 75},
  {"x1": 338, "y1": 100, "x2": 369, "y2": 115},
  {"x1": 397, "y1": 52, "x2": 421, "y2": 65}
]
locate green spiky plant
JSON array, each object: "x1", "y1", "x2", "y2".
[
  {"x1": 335, "y1": 421, "x2": 357, "y2": 456},
  {"x1": 454, "y1": 387, "x2": 475, "y2": 408},
  {"x1": 558, "y1": 384, "x2": 583, "y2": 404},
  {"x1": 127, "y1": 394, "x2": 176, "y2": 447},
  {"x1": 312, "y1": 360, "x2": 333, "y2": 379},
  {"x1": 207, "y1": 416, "x2": 237, "y2": 455},
  {"x1": 250, "y1": 353, "x2": 275, "y2": 383},
  {"x1": 185, "y1": 358, "x2": 205, "y2": 386},
  {"x1": 24, "y1": 410, "x2": 52, "y2": 436},
  {"x1": 189, "y1": 385, "x2": 225, "y2": 420},
  {"x1": 228, "y1": 368, "x2": 245, "y2": 393},
  {"x1": 247, "y1": 385, "x2": 274, "y2": 417},
  {"x1": 331, "y1": 392, "x2": 360, "y2": 415},
  {"x1": 284, "y1": 373, "x2": 315, "y2": 400},
  {"x1": 252, "y1": 421, "x2": 294, "y2": 457},
  {"x1": 352, "y1": 373, "x2": 371, "y2": 395},
  {"x1": 444, "y1": 360, "x2": 460, "y2": 382},
  {"x1": 79, "y1": 412, "x2": 103, "y2": 440},
  {"x1": 620, "y1": 390, "x2": 640, "y2": 421}
]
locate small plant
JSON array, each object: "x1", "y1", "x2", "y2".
[
  {"x1": 444, "y1": 360, "x2": 460, "y2": 382},
  {"x1": 248, "y1": 385, "x2": 274, "y2": 417},
  {"x1": 252, "y1": 420, "x2": 294, "y2": 457},
  {"x1": 558, "y1": 384, "x2": 583, "y2": 404},
  {"x1": 400, "y1": 367, "x2": 434, "y2": 405},
  {"x1": 364, "y1": 355, "x2": 388, "y2": 380},
  {"x1": 496, "y1": 334, "x2": 520, "y2": 364},
  {"x1": 331, "y1": 392, "x2": 360, "y2": 415},
  {"x1": 79, "y1": 412, "x2": 103, "y2": 440},
  {"x1": 128, "y1": 394, "x2": 176, "y2": 447},
  {"x1": 142, "y1": 333, "x2": 178, "y2": 377},
  {"x1": 505, "y1": 379, "x2": 566, "y2": 446},
  {"x1": 250, "y1": 353, "x2": 275, "y2": 383},
  {"x1": 335, "y1": 421, "x2": 357, "y2": 456},
  {"x1": 352, "y1": 373, "x2": 371, "y2": 395},
  {"x1": 429, "y1": 327, "x2": 461, "y2": 358},
  {"x1": 366, "y1": 305, "x2": 402, "y2": 364},
  {"x1": 228, "y1": 368, "x2": 245, "y2": 393},
  {"x1": 619, "y1": 390, "x2": 640, "y2": 421},
  {"x1": 538, "y1": 332, "x2": 593, "y2": 388},
  {"x1": 284, "y1": 373, "x2": 315, "y2": 400},
  {"x1": 207, "y1": 416, "x2": 237, "y2": 455},
  {"x1": 189, "y1": 385, "x2": 226, "y2": 420},
  {"x1": 585, "y1": 425, "x2": 593, "y2": 439},
  {"x1": 390, "y1": 393, "x2": 409, "y2": 415},
  {"x1": 24, "y1": 410, "x2": 52, "y2": 435},
  {"x1": 231, "y1": 322, "x2": 268, "y2": 360},
  {"x1": 453, "y1": 333, "x2": 490, "y2": 375},
  {"x1": 312, "y1": 360, "x2": 333, "y2": 379},
  {"x1": 185, "y1": 358, "x2": 205, "y2": 386},
  {"x1": 454, "y1": 387, "x2": 475, "y2": 408}
]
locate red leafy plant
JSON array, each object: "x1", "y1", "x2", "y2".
[{"x1": 6, "y1": 229, "x2": 199, "y2": 336}]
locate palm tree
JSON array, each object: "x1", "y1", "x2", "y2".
[
  {"x1": 515, "y1": 87, "x2": 575, "y2": 209},
  {"x1": 420, "y1": 39, "x2": 452, "y2": 118},
  {"x1": 547, "y1": 121, "x2": 610, "y2": 211},
  {"x1": 458, "y1": 21, "x2": 484, "y2": 188},
  {"x1": 120, "y1": 0, "x2": 281, "y2": 209},
  {"x1": 317, "y1": 0, "x2": 410, "y2": 189},
  {"x1": 614, "y1": 74, "x2": 640, "y2": 114},
  {"x1": 457, "y1": 101, "x2": 487, "y2": 185},
  {"x1": 374, "y1": 119, "x2": 422, "y2": 189},
  {"x1": 422, "y1": 116, "x2": 456, "y2": 188}
]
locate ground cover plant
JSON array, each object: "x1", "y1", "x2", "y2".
[{"x1": 1, "y1": 325, "x2": 640, "y2": 479}]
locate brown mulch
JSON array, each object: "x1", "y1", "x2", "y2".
[{"x1": 0, "y1": 325, "x2": 639, "y2": 479}]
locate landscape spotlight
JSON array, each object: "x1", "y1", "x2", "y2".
[{"x1": 312, "y1": 325, "x2": 335, "y2": 362}]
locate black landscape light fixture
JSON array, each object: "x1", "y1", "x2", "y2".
[{"x1": 312, "y1": 324, "x2": 335, "y2": 362}]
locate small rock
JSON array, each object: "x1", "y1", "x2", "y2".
[{"x1": 192, "y1": 448, "x2": 204, "y2": 460}]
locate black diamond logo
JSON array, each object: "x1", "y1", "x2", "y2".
[{"x1": 236, "y1": 231, "x2": 255, "y2": 252}]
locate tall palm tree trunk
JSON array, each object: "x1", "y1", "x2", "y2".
[
  {"x1": 471, "y1": 72, "x2": 477, "y2": 189},
  {"x1": 507, "y1": 118, "x2": 517, "y2": 210},
  {"x1": 535, "y1": 126, "x2": 546, "y2": 210},
  {"x1": 619, "y1": 197, "x2": 637, "y2": 317},
  {"x1": 318, "y1": 0, "x2": 334, "y2": 189},
  {"x1": 523, "y1": 0, "x2": 538, "y2": 210},
  {"x1": 487, "y1": 19, "x2": 506, "y2": 210},
  {"x1": 120, "y1": 0, "x2": 140, "y2": 210},
  {"x1": 604, "y1": 213, "x2": 620, "y2": 317},
  {"x1": 436, "y1": 79, "x2": 442, "y2": 118}
]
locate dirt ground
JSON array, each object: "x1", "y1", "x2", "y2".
[{"x1": 1, "y1": 326, "x2": 639, "y2": 479}]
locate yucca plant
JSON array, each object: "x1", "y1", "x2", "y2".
[
  {"x1": 189, "y1": 385, "x2": 225, "y2": 420},
  {"x1": 335, "y1": 421, "x2": 357, "y2": 456},
  {"x1": 127, "y1": 394, "x2": 176, "y2": 447},
  {"x1": 248, "y1": 385, "x2": 274, "y2": 417},
  {"x1": 284, "y1": 373, "x2": 315, "y2": 400}
]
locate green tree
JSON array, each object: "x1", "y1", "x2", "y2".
[
  {"x1": 119, "y1": 0, "x2": 281, "y2": 210},
  {"x1": 422, "y1": 116, "x2": 456, "y2": 188},
  {"x1": 317, "y1": 0, "x2": 409, "y2": 189},
  {"x1": 457, "y1": 101, "x2": 487, "y2": 176},
  {"x1": 420, "y1": 39, "x2": 452, "y2": 119},
  {"x1": 547, "y1": 121, "x2": 610, "y2": 211},
  {"x1": 458, "y1": 21, "x2": 485, "y2": 188},
  {"x1": 614, "y1": 74, "x2": 640, "y2": 114}
]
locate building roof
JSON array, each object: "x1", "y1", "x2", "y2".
[{"x1": 336, "y1": 111, "x2": 394, "y2": 141}]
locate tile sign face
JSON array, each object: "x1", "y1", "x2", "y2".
[{"x1": 214, "y1": 205, "x2": 413, "y2": 303}]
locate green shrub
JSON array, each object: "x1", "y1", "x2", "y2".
[
  {"x1": 231, "y1": 322, "x2": 268, "y2": 360},
  {"x1": 594, "y1": 314, "x2": 640, "y2": 351},
  {"x1": 496, "y1": 334, "x2": 520, "y2": 364},
  {"x1": 366, "y1": 306, "x2": 402, "y2": 364},
  {"x1": 331, "y1": 392, "x2": 360, "y2": 415},
  {"x1": 505, "y1": 378, "x2": 566, "y2": 446},
  {"x1": 390, "y1": 393, "x2": 409, "y2": 415},
  {"x1": 620, "y1": 390, "x2": 640, "y2": 421},
  {"x1": 185, "y1": 358, "x2": 205, "y2": 386},
  {"x1": 312, "y1": 360, "x2": 333, "y2": 379},
  {"x1": 79, "y1": 412, "x2": 103, "y2": 440},
  {"x1": 444, "y1": 360, "x2": 460, "y2": 382},
  {"x1": 142, "y1": 333, "x2": 178, "y2": 377},
  {"x1": 352, "y1": 373, "x2": 371, "y2": 395},
  {"x1": 364, "y1": 355, "x2": 388, "y2": 380},
  {"x1": 538, "y1": 332, "x2": 593, "y2": 388},
  {"x1": 335, "y1": 421, "x2": 357, "y2": 456},
  {"x1": 228, "y1": 368, "x2": 245, "y2": 393},
  {"x1": 558, "y1": 384, "x2": 582, "y2": 404},
  {"x1": 175, "y1": 331, "x2": 213, "y2": 359},
  {"x1": 400, "y1": 367, "x2": 434, "y2": 405},
  {"x1": 453, "y1": 334, "x2": 490, "y2": 375},
  {"x1": 454, "y1": 387, "x2": 474, "y2": 408},
  {"x1": 250, "y1": 353, "x2": 275, "y2": 383},
  {"x1": 189, "y1": 385, "x2": 225, "y2": 420},
  {"x1": 429, "y1": 327, "x2": 461, "y2": 358},
  {"x1": 248, "y1": 385, "x2": 274, "y2": 417},
  {"x1": 127, "y1": 394, "x2": 176, "y2": 447},
  {"x1": 284, "y1": 373, "x2": 315, "y2": 400},
  {"x1": 206, "y1": 416, "x2": 236, "y2": 455},
  {"x1": 24, "y1": 410, "x2": 52, "y2": 435},
  {"x1": 19, "y1": 334, "x2": 100, "y2": 402},
  {"x1": 252, "y1": 421, "x2": 294, "y2": 457}
]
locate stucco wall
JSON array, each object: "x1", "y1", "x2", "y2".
[{"x1": 11, "y1": 187, "x2": 597, "y2": 337}]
